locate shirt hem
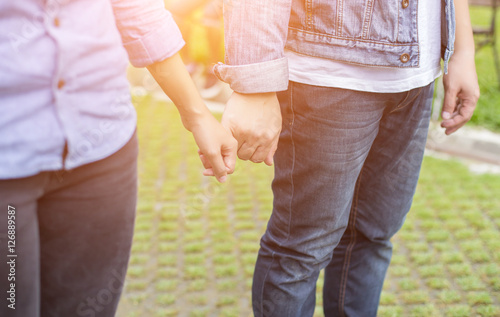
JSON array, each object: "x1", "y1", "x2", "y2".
[{"x1": 288, "y1": 67, "x2": 442, "y2": 93}]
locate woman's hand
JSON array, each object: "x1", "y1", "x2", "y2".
[
  {"x1": 185, "y1": 112, "x2": 238, "y2": 183},
  {"x1": 147, "y1": 53, "x2": 237, "y2": 183}
]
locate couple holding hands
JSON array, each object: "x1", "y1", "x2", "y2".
[{"x1": 0, "y1": 0, "x2": 478, "y2": 316}]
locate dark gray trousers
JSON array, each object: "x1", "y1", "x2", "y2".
[{"x1": 0, "y1": 133, "x2": 138, "y2": 317}]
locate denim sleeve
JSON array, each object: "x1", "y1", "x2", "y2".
[
  {"x1": 110, "y1": 0, "x2": 185, "y2": 67},
  {"x1": 214, "y1": 0, "x2": 293, "y2": 94},
  {"x1": 441, "y1": 0, "x2": 455, "y2": 74}
]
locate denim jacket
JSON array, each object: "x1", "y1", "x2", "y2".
[{"x1": 214, "y1": 0, "x2": 455, "y2": 94}]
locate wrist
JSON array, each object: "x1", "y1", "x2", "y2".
[
  {"x1": 452, "y1": 48, "x2": 475, "y2": 58},
  {"x1": 180, "y1": 105, "x2": 213, "y2": 132}
]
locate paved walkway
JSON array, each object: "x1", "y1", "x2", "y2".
[{"x1": 426, "y1": 122, "x2": 500, "y2": 171}]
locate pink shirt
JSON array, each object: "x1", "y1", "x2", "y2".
[{"x1": 0, "y1": 0, "x2": 184, "y2": 179}]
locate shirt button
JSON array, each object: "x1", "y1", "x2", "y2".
[
  {"x1": 400, "y1": 53, "x2": 410, "y2": 63},
  {"x1": 402, "y1": 0, "x2": 409, "y2": 8},
  {"x1": 54, "y1": 17, "x2": 60, "y2": 27},
  {"x1": 57, "y1": 80, "x2": 65, "y2": 89}
]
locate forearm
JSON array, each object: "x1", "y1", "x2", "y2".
[
  {"x1": 453, "y1": 0, "x2": 475, "y2": 56},
  {"x1": 148, "y1": 53, "x2": 238, "y2": 183},
  {"x1": 147, "y1": 53, "x2": 211, "y2": 131}
]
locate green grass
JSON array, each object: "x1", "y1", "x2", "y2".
[{"x1": 116, "y1": 97, "x2": 500, "y2": 316}]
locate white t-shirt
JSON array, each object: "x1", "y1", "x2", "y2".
[{"x1": 286, "y1": 0, "x2": 442, "y2": 93}]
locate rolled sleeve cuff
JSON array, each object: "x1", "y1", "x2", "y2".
[
  {"x1": 124, "y1": 18, "x2": 185, "y2": 68},
  {"x1": 213, "y1": 58, "x2": 289, "y2": 94}
]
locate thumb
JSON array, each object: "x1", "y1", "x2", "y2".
[{"x1": 222, "y1": 139, "x2": 237, "y2": 174}]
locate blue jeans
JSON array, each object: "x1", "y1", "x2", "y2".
[
  {"x1": 0, "y1": 133, "x2": 138, "y2": 317},
  {"x1": 252, "y1": 82, "x2": 434, "y2": 317}
]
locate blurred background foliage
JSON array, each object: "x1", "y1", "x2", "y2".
[{"x1": 469, "y1": 5, "x2": 500, "y2": 131}]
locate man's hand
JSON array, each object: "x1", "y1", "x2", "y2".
[
  {"x1": 441, "y1": 51, "x2": 480, "y2": 135},
  {"x1": 221, "y1": 92, "x2": 282, "y2": 166},
  {"x1": 186, "y1": 112, "x2": 238, "y2": 183},
  {"x1": 441, "y1": 0, "x2": 480, "y2": 135}
]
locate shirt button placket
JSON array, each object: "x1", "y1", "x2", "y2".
[
  {"x1": 402, "y1": 0, "x2": 409, "y2": 9},
  {"x1": 52, "y1": 8, "x2": 64, "y2": 92}
]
